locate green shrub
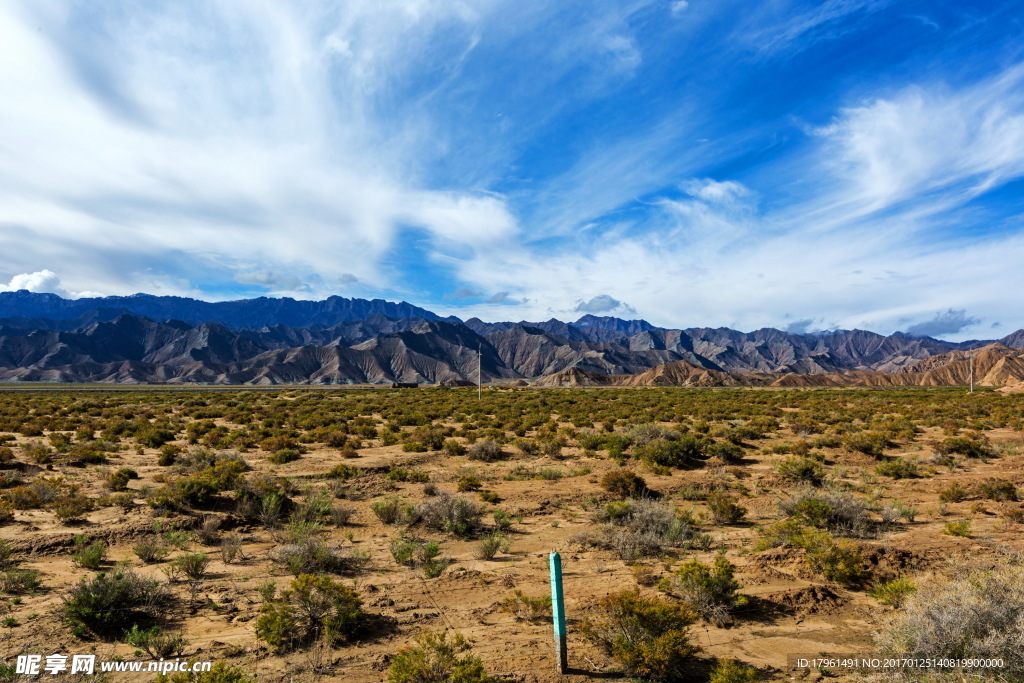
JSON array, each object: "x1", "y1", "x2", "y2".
[
  {"x1": 943, "y1": 519, "x2": 972, "y2": 538},
  {"x1": 600, "y1": 469, "x2": 651, "y2": 499},
  {"x1": 706, "y1": 441, "x2": 745, "y2": 463},
  {"x1": 582, "y1": 590, "x2": 699, "y2": 681},
  {"x1": 868, "y1": 577, "x2": 916, "y2": 607},
  {"x1": 267, "y1": 448, "x2": 301, "y2": 464},
  {"x1": 779, "y1": 489, "x2": 869, "y2": 535},
  {"x1": 978, "y1": 479, "x2": 1019, "y2": 502},
  {"x1": 106, "y1": 469, "x2": 131, "y2": 491},
  {"x1": 935, "y1": 434, "x2": 992, "y2": 459},
  {"x1": 843, "y1": 431, "x2": 892, "y2": 458},
  {"x1": 255, "y1": 574, "x2": 366, "y2": 653},
  {"x1": 172, "y1": 553, "x2": 210, "y2": 581},
  {"x1": 71, "y1": 536, "x2": 106, "y2": 570},
  {"x1": 0, "y1": 568, "x2": 42, "y2": 594},
  {"x1": 875, "y1": 457, "x2": 920, "y2": 479},
  {"x1": 499, "y1": 590, "x2": 552, "y2": 623},
  {"x1": 939, "y1": 482, "x2": 969, "y2": 503},
  {"x1": 158, "y1": 444, "x2": 182, "y2": 466},
  {"x1": 706, "y1": 492, "x2": 747, "y2": 525},
  {"x1": 124, "y1": 624, "x2": 188, "y2": 659},
  {"x1": 443, "y1": 439, "x2": 467, "y2": 456},
  {"x1": 634, "y1": 436, "x2": 706, "y2": 469},
  {"x1": 387, "y1": 466, "x2": 430, "y2": 483},
  {"x1": 798, "y1": 528, "x2": 870, "y2": 586},
  {"x1": 708, "y1": 658, "x2": 759, "y2": 683},
  {"x1": 457, "y1": 475, "x2": 482, "y2": 492},
  {"x1": 49, "y1": 494, "x2": 94, "y2": 523},
  {"x1": 63, "y1": 569, "x2": 170, "y2": 636},
  {"x1": 133, "y1": 537, "x2": 171, "y2": 563},
  {"x1": 661, "y1": 556, "x2": 744, "y2": 626},
  {"x1": 371, "y1": 497, "x2": 416, "y2": 525},
  {"x1": 390, "y1": 536, "x2": 447, "y2": 577},
  {"x1": 774, "y1": 457, "x2": 825, "y2": 485},
  {"x1": 475, "y1": 532, "x2": 511, "y2": 560},
  {"x1": 0, "y1": 501, "x2": 15, "y2": 525},
  {"x1": 327, "y1": 463, "x2": 361, "y2": 480},
  {"x1": 387, "y1": 631, "x2": 498, "y2": 683},
  {"x1": 154, "y1": 661, "x2": 253, "y2": 683}
]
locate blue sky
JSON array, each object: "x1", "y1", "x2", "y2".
[{"x1": 1, "y1": 0, "x2": 1023, "y2": 339}]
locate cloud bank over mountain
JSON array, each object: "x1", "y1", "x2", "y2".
[{"x1": 0, "y1": 1, "x2": 1021, "y2": 341}]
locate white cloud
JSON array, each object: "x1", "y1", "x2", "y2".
[
  {"x1": 816, "y1": 65, "x2": 1024, "y2": 212},
  {"x1": 669, "y1": 1, "x2": 689, "y2": 16},
  {"x1": 0, "y1": 269, "x2": 102, "y2": 299},
  {"x1": 0, "y1": 1, "x2": 522, "y2": 298},
  {"x1": 1, "y1": 270, "x2": 68, "y2": 296},
  {"x1": 681, "y1": 178, "x2": 751, "y2": 204}
]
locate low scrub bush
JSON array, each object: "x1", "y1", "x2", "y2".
[
  {"x1": 935, "y1": 434, "x2": 992, "y2": 459},
  {"x1": 124, "y1": 624, "x2": 188, "y2": 659},
  {"x1": 843, "y1": 431, "x2": 892, "y2": 458},
  {"x1": 63, "y1": 569, "x2": 170, "y2": 636},
  {"x1": 868, "y1": 577, "x2": 916, "y2": 607},
  {"x1": 939, "y1": 482, "x2": 969, "y2": 503},
  {"x1": 0, "y1": 568, "x2": 42, "y2": 594},
  {"x1": 70, "y1": 536, "x2": 106, "y2": 570},
  {"x1": 943, "y1": 519, "x2": 972, "y2": 538},
  {"x1": 267, "y1": 448, "x2": 301, "y2": 464},
  {"x1": 706, "y1": 492, "x2": 747, "y2": 525},
  {"x1": 634, "y1": 436, "x2": 706, "y2": 469},
  {"x1": 499, "y1": 590, "x2": 551, "y2": 623},
  {"x1": 370, "y1": 497, "x2": 416, "y2": 525},
  {"x1": 875, "y1": 457, "x2": 920, "y2": 479},
  {"x1": 154, "y1": 661, "x2": 252, "y2": 683},
  {"x1": 586, "y1": 499, "x2": 697, "y2": 560},
  {"x1": 708, "y1": 659, "x2": 759, "y2": 683},
  {"x1": 706, "y1": 441, "x2": 745, "y2": 463},
  {"x1": 255, "y1": 574, "x2": 367, "y2": 653},
  {"x1": 774, "y1": 457, "x2": 825, "y2": 486},
  {"x1": 583, "y1": 590, "x2": 699, "y2": 681},
  {"x1": 269, "y1": 538, "x2": 368, "y2": 576},
  {"x1": 778, "y1": 489, "x2": 869, "y2": 536},
  {"x1": 133, "y1": 537, "x2": 171, "y2": 563},
  {"x1": 387, "y1": 631, "x2": 498, "y2": 683},
  {"x1": 49, "y1": 493, "x2": 94, "y2": 524},
  {"x1": 874, "y1": 565, "x2": 1024, "y2": 676},
  {"x1": 600, "y1": 469, "x2": 651, "y2": 499},
  {"x1": 756, "y1": 522, "x2": 869, "y2": 586},
  {"x1": 660, "y1": 556, "x2": 744, "y2": 626},
  {"x1": 415, "y1": 493, "x2": 481, "y2": 537},
  {"x1": 475, "y1": 532, "x2": 511, "y2": 560},
  {"x1": 467, "y1": 440, "x2": 505, "y2": 462},
  {"x1": 172, "y1": 553, "x2": 210, "y2": 581},
  {"x1": 978, "y1": 478, "x2": 1019, "y2": 502},
  {"x1": 389, "y1": 536, "x2": 448, "y2": 578}
]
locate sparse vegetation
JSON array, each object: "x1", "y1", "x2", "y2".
[
  {"x1": 0, "y1": 384, "x2": 1018, "y2": 676},
  {"x1": 583, "y1": 590, "x2": 700, "y2": 681}
]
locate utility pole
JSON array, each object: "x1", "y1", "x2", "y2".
[
  {"x1": 478, "y1": 344, "x2": 482, "y2": 400},
  {"x1": 970, "y1": 352, "x2": 974, "y2": 393}
]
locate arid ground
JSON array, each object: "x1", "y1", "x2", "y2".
[{"x1": 0, "y1": 386, "x2": 1022, "y2": 682}]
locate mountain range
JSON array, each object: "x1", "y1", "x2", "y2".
[{"x1": 0, "y1": 290, "x2": 1021, "y2": 386}]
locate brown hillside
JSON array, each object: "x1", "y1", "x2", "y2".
[
  {"x1": 619, "y1": 360, "x2": 769, "y2": 387},
  {"x1": 530, "y1": 366, "x2": 612, "y2": 386}
]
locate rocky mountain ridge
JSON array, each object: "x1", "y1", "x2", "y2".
[{"x1": 0, "y1": 291, "x2": 1020, "y2": 385}]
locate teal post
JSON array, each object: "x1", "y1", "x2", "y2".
[{"x1": 549, "y1": 552, "x2": 567, "y2": 674}]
